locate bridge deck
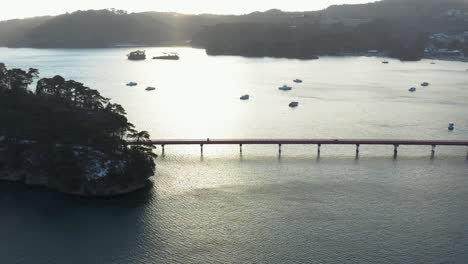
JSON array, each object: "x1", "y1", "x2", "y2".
[{"x1": 130, "y1": 139, "x2": 468, "y2": 146}]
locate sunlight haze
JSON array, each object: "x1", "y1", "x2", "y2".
[{"x1": 1, "y1": 0, "x2": 371, "y2": 20}]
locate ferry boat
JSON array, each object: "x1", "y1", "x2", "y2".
[
  {"x1": 146, "y1": 87, "x2": 156, "y2": 91},
  {"x1": 293, "y1": 79, "x2": 303, "y2": 83},
  {"x1": 127, "y1": 50, "x2": 146, "y2": 60},
  {"x1": 126, "y1": 82, "x2": 138, "y2": 87},
  {"x1": 448, "y1": 123, "x2": 455, "y2": 131},
  {"x1": 240, "y1": 95, "x2": 250, "y2": 100},
  {"x1": 421, "y1": 82, "x2": 430, "y2": 87},
  {"x1": 279, "y1": 85, "x2": 292, "y2": 91},
  {"x1": 289, "y1": 102, "x2": 299, "y2": 108},
  {"x1": 408, "y1": 87, "x2": 417, "y2": 92},
  {"x1": 153, "y1": 53, "x2": 180, "y2": 60}
]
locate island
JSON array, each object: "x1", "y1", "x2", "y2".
[{"x1": 0, "y1": 63, "x2": 156, "y2": 197}]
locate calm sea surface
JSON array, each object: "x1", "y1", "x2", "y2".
[{"x1": 1, "y1": 47, "x2": 468, "y2": 263}]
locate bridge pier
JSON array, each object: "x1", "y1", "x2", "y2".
[
  {"x1": 393, "y1": 144, "x2": 399, "y2": 158},
  {"x1": 431, "y1": 145, "x2": 436, "y2": 158},
  {"x1": 161, "y1": 144, "x2": 165, "y2": 153},
  {"x1": 240, "y1": 144, "x2": 243, "y2": 154},
  {"x1": 200, "y1": 144, "x2": 204, "y2": 155},
  {"x1": 279, "y1": 144, "x2": 282, "y2": 155},
  {"x1": 317, "y1": 144, "x2": 321, "y2": 155},
  {"x1": 356, "y1": 144, "x2": 360, "y2": 156}
]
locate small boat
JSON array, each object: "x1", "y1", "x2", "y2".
[
  {"x1": 153, "y1": 52, "x2": 180, "y2": 60},
  {"x1": 382, "y1": 61, "x2": 389, "y2": 64},
  {"x1": 430, "y1": 62, "x2": 436, "y2": 65},
  {"x1": 240, "y1": 95, "x2": 250, "y2": 100},
  {"x1": 126, "y1": 82, "x2": 138, "y2": 86},
  {"x1": 421, "y1": 82, "x2": 430, "y2": 87},
  {"x1": 145, "y1": 87, "x2": 156, "y2": 91},
  {"x1": 408, "y1": 87, "x2": 417, "y2": 92},
  {"x1": 127, "y1": 50, "x2": 146, "y2": 60},
  {"x1": 279, "y1": 85, "x2": 292, "y2": 91},
  {"x1": 448, "y1": 123, "x2": 455, "y2": 131},
  {"x1": 289, "y1": 101, "x2": 299, "y2": 108},
  {"x1": 293, "y1": 79, "x2": 303, "y2": 83}
]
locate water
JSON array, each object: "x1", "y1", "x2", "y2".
[{"x1": 1, "y1": 47, "x2": 468, "y2": 263}]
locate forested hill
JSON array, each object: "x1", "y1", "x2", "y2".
[{"x1": 0, "y1": 0, "x2": 467, "y2": 49}]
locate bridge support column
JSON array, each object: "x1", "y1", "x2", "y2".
[
  {"x1": 161, "y1": 144, "x2": 165, "y2": 153},
  {"x1": 200, "y1": 144, "x2": 204, "y2": 155},
  {"x1": 393, "y1": 144, "x2": 399, "y2": 158},
  {"x1": 317, "y1": 144, "x2": 321, "y2": 155},
  {"x1": 240, "y1": 144, "x2": 243, "y2": 154},
  {"x1": 356, "y1": 144, "x2": 360, "y2": 156},
  {"x1": 279, "y1": 144, "x2": 282, "y2": 155},
  {"x1": 431, "y1": 145, "x2": 436, "y2": 158}
]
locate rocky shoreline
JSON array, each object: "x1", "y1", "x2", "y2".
[{"x1": 0, "y1": 168, "x2": 153, "y2": 197}]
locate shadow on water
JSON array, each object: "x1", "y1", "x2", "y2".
[
  {"x1": 0, "y1": 179, "x2": 155, "y2": 208},
  {"x1": 0, "y1": 180, "x2": 175, "y2": 264}
]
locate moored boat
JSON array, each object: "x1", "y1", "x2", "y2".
[
  {"x1": 289, "y1": 101, "x2": 299, "y2": 108},
  {"x1": 293, "y1": 79, "x2": 303, "y2": 83},
  {"x1": 126, "y1": 82, "x2": 138, "y2": 86},
  {"x1": 127, "y1": 50, "x2": 146, "y2": 60},
  {"x1": 240, "y1": 94, "x2": 250, "y2": 100},
  {"x1": 279, "y1": 85, "x2": 292, "y2": 91},
  {"x1": 448, "y1": 123, "x2": 455, "y2": 131},
  {"x1": 382, "y1": 61, "x2": 389, "y2": 64},
  {"x1": 146, "y1": 87, "x2": 156, "y2": 91},
  {"x1": 421, "y1": 82, "x2": 429, "y2": 87},
  {"x1": 408, "y1": 87, "x2": 417, "y2": 92},
  {"x1": 153, "y1": 53, "x2": 180, "y2": 60}
]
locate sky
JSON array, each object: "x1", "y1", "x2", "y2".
[{"x1": 0, "y1": 0, "x2": 372, "y2": 21}]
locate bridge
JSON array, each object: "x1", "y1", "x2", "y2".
[{"x1": 128, "y1": 139, "x2": 468, "y2": 158}]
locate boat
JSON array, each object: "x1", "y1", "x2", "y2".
[
  {"x1": 430, "y1": 62, "x2": 436, "y2": 65},
  {"x1": 126, "y1": 82, "x2": 138, "y2": 86},
  {"x1": 293, "y1": 79, "x2": 303, "y2": 83},
  {"x1": 153, "y1": 53, "x2": 180, "y2": 60},
  {"x1": 382, "y1": 61, "x2": 389, "y2": 64},
  {"x1": 408, "y1": 87, "x2": 417, "y2": 92},
  {"x1": 421, "y1": 82, "x2": 430, "y2": 87},
  {"x1": 289, "y1": 102, "x2": 299, "y2": 108},
  {"x1": 127, "y1": 50, "x2": 146, "y2": 60},
  {"x1": 448, "y1": 123, "x2": 455, "y2": 131},
  {"x1": 278, "y1": 85, "x2": 292, "y2": 91},
  {"x1": 240, "y1": 94, "x2": 250, "y2": 100},
  {"x1": 145, "y1": 87, "x2": 156, "y2": 91}
]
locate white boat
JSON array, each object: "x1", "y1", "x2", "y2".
[
  {"x1": 293, "y1": 79, "x2": 303, "y2": 83},
  {"x1": 408, "y1": 87, "x2": 417, "y2": 92},
  {"x1": 126, "y1": 82, "x2": 138, "y2": 87},
  {"x1": 146, "y1": 87, "x2": 156, "y2": 91},
  {"x1": 240, "y1": 94, "x2": 250, "y2": 100},
  {"x1": 421, "y1": 82, "x2": 430, "y2": 87},
  {"x1": 279, "y1": 85, "x2": 292, "y2": 91},
  {"x1": 448, "y1": 123, "x2": 455, "y2": 131},
  {"x1": 289, "y1": 101, "x2": 299, "y2": 108}
]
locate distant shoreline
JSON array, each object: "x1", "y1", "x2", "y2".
[{"x1": 1, "y1": 45, "x2": 467, "y2": 63}]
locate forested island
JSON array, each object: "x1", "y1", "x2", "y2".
[
  {"x1": 0, "y1": 63, "x2": 156, "y2": 197},
  {"x1": 0, "y1": 0, "x2": 467, "y2": 60}
]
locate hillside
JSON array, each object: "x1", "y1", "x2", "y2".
[{"x1": 0, "y1": 0, "x2": 466, "y2": 49}]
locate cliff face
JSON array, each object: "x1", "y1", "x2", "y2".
[{"x1": 0, "y1": 146, "x2": 154, "y2": 197}]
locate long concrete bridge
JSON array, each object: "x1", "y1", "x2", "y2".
[{"x1": 127, "y1": 139, "x2": 468, "y2": 158}]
